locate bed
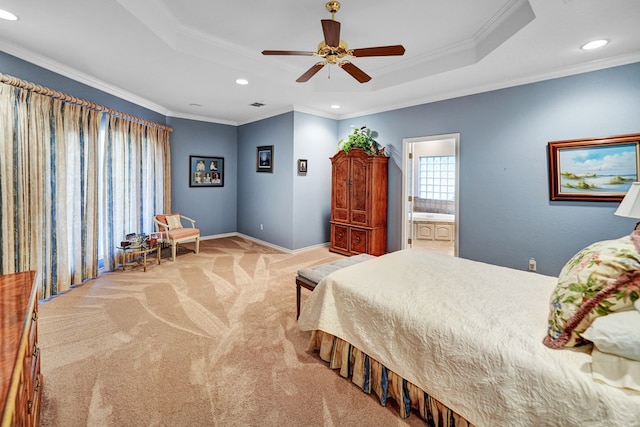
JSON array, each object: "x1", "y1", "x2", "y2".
[{"x1": 297, "y1": 247, "x2": 640, "y2": 427}]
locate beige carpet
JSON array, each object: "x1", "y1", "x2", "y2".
[{"x1": 38, "y1": 236, "x2": 424, "y2": 426}]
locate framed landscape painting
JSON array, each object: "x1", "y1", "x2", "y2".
[{"x1": 548, "y1": 134, "x2": 640, "y2": 202}]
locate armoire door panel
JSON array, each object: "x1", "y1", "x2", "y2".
[
  {"x1": 331, "y1": 156, "x2": 350, "y2": 222},
  {"x1": 350, "y1": 157, "x2": 368, "y2": 219}
]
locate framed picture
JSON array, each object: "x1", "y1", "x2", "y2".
[
  {"x1": 189, "y1": 155, "x2": 224, "y2": 187},
  {"x1": 297, "y1": 159, "x2": 308, "y2": 175},
  {"x1": 548, "y1": 134, "x2": 640, "y2": 202},
  {"x1": 257, "y1": 145, "x2": 274, "y2": 173},
  {"x1": 147, "y1": 232, "x2": 162, "y2": 245},
  {"x1": 148, "y1": 232, "x2": 162, "y2": 240}
]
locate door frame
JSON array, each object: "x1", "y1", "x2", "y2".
[{"x1": 401, "y1": 133, "x2": 460, "y2": 255}]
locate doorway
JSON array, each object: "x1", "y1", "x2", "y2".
[{"x1": 402, "y1": 133, "x2": 460, "y2": 256}]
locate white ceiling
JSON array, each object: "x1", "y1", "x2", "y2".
[{"x1": 0, "y1": 0, "x2": 638, "y2": 125}]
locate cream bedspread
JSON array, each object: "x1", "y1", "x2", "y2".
[{"x1": 298, "y1": 249, "x2": 640, "y2": 427}]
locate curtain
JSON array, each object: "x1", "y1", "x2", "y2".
[
  {"x1": 0, "y1": 77, "x2": 172, "y2": 299},
  {"x1": 0, "y1": 82, "x2": 102, "y2": 298},
  {"x1": 100, "y1": 116, "x2": 171, "y2": 271}
]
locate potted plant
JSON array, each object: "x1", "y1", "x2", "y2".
[{"x1": 338, "y1": 126, "x2": 386, "y2": 156}]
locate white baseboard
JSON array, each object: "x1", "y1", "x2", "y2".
[{"x1": 206, "y1": 232, "x2": 330, "y2": 254}]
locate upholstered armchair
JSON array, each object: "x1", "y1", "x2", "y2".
[{"x1": 154, "y1": 213, "x2": 200, "y2": 261}]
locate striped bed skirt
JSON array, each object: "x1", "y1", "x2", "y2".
[{"x1": 310, "y1": 330, "x2": 475, "y2": 427}]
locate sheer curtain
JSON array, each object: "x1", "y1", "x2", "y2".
[
  {"x1": 0, "y1": 77, "x2": 172, "y2": 299},
  {"x1": 100, "y1": 116, "x2": 171, "y2": 271},
  {"x1": 0, "y1": 82, "x2": 102, "y2": 298}
]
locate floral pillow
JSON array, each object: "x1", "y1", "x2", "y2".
[{"x1": 543, "y1": 232, "x2": 640, "y2": 349}]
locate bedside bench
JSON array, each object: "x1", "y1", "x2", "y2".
[{"x1": 295, "y1": 254, "x2": 375, "y2": 319}]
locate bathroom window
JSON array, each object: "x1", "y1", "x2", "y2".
[{"x1": 418, "y1": 156, "x2": 455, "y2": 201}]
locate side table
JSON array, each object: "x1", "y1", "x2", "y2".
[{"x1": 117, "y1": 243, "x2": 161, "y2": 272}]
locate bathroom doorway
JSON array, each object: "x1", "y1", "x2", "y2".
[{"x1": 402, "y1": 133, "x2": 459, "y2": 256}]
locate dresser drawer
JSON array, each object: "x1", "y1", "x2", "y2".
[
  {"x1": 350, "y1": 228, "x2": 368, "y2": 254},
  {"x1": 1, "y1": 271, "x2": 42, "y2": 427},
  {"x1": 331, "y1": 224, "x2": 349, "y2": 252}
]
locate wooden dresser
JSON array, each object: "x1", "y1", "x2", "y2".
[
  {"x1": 330, "y1": 148, "x2": 389, "y2": 256},
  {"x1": 1, "y1": 271, "x2": 43, "y2": 427}
]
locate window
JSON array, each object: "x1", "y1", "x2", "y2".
[{"x1": 418, "y1": 156, "x2": 455, "y2": 200}]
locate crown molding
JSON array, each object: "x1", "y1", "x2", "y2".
[
  {"x1": 0, "y1": 42, "x2": 171, "y2": 116},
  {"x1": 337, "y1": 54, "x2": 640, "y2": 121}
]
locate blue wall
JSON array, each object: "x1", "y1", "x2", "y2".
[
  {"x1": 235, "y1": 111, "x2": 337, "y2": 250},
  {"x1": 166, "y1": 117, "x2": 238, "y2": 236},
  {"x1": 338, "y1": 62, "x2": 640, "y2": 276},
  {"x1": 237, "y1": 113, "x2": 295, "y2": 248},
  {"x1": 292, "y1": 112, "x2": 338, "y2": 249}
]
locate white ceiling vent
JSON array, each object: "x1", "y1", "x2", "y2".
[{"x1": 250, "y1": 102, "x2": 266, "y2": 107}]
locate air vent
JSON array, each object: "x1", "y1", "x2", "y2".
[{"x1": 250, "y1": 102, "x2": 266, "y2": 107}]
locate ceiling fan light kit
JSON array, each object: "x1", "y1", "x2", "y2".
[{"x1": 262, "y1": 1, "x2": 405, "y2": 83}]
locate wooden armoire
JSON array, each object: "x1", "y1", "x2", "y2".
[{"x1": 329, "y1": 148, "x2": 388, "y2": 256}]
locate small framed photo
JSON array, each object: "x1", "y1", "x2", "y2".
[
  {"x1": 298, "y1": 159, "x2": 308, "y2": 175},
  {"x1": 548, "y1": 134, "x2": 640, "y2": 202},
  {"x1": 190, "y1": 155, "x2": 224, "y2": 187},
  {"x1": 147, "y1": 232, "x2": 162, "y2": 245},
  {"x1": 257, "y1": 145, "x2": 274, "y2": 173}
]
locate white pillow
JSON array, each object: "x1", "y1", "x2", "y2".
[
  {"x1": 591, "y1": 347, "x2": 640, "y2": 392},
  {"x1": 582, "y1": 309, "x2": 640, "y2": 361},
  {"x1": 166, "y1": 214, "x2": 183, "y2": 229}
]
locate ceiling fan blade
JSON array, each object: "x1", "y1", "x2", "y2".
[
  {"x1": 262, "y1": 50, "x2": 315, "y2": 56},
  {"x1": 350, "y1": 45, "x2": 406, "y2": 57},
  {"x1": 339, "y1": 61, "x2": 371, "y2": 83},
  {"x1": 321, "y1": 19, "x2": 341, "y2": 47},
  {"x1": 296, "y1": 62, "x2": 325, "y2": 83}
]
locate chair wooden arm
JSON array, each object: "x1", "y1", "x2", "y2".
[
  {"x1": 179, "y1": 215, "x2": 197, "y2": 228},
  {"x1": 153, "y1": 217, "x2": 167, "y2": 231}
]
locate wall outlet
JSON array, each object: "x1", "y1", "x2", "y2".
[
  {"x1": 528, "y1": 258, "x2": 537, "y2": 272},
  {"x1": 260, "y1": 223, "x2": 263, "y2": 230}
]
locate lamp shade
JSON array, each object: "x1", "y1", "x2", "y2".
[{"x1": 615, "y1": 182, "x2": 640, "y2": 218}]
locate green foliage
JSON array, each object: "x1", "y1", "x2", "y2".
[
  {"x1": 609, "y1": 175, "x2": 633, "y2": 184},
  {"x1": 337, "y1": 126, "x2": 385, "y2": 156},
  {"x1": 563, "y1": 180, "x2": 597, "y2": 190},
  {"x1": 561, "y1": 171, "x2": 597, "y2": 179},
  {"x1": 561, "y1": 172, "x2": 581, "y2": 179}
]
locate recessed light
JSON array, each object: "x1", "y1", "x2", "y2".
[
  {"x1": 331, "y1": 104, "x2": 341, "y2": 109},
  {"x1": 236, "y1": 78, "x2": 249, "y2": 85},
  {"x1": 581, "y1": 39, "x2": 608, "y2": 50},
  {"x1": 0, "y1": 9, "x2": 18, "y2": 21}
]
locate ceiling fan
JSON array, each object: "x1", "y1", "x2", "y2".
[{"x1": 262, "y1": 1, "x2": 405, "y2": 83}]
